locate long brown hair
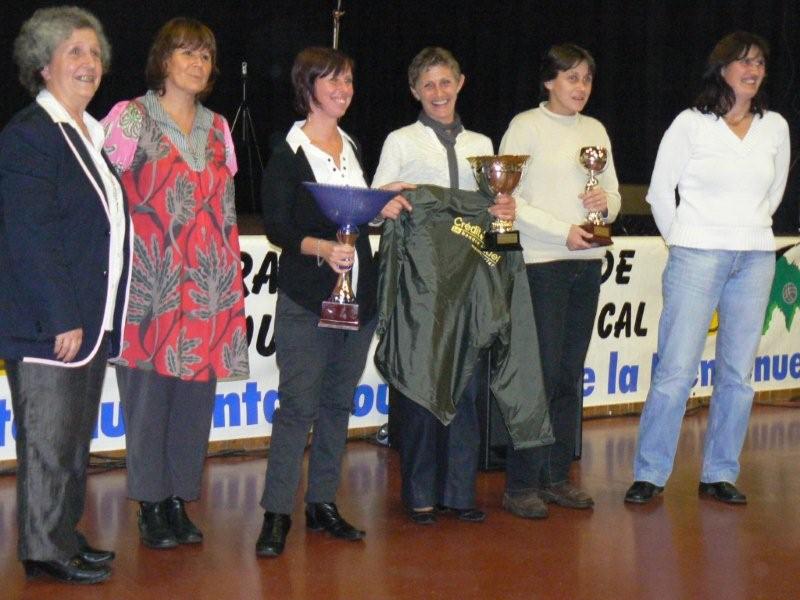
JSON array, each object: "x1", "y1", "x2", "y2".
[{"x1": 694, "y1": 31, "x2": 769, "y2": 117}]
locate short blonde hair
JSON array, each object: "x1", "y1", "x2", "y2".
[{"x1": 407, "y1": 47, "x2": 461, "y2": 89}]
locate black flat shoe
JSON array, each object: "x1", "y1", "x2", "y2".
[
  {"x1": 256, "y1": 512, "x2": 291, "y2": 557},
  {"x1": 408, "y1": 508, "x2": 437, "y2": 525},
  {"x1": 305, "y1": 502, "x2": 365, "y2": 540},
  {"x1": 624, "y1": 481, "x2": 664, "y2": 504},
  {"x1": 435, "y1": 504, "x2": 486, "y2": 523},
  {"x1": 138, "y1": 501, "x2": 178, "y2": 549},
  {"x1": 163, "y1": 497, "x2": 203, "y2": 544},
  {"x1": 23, "y1": 555, "x2": 110, "y2": 584},
  {"x1": 699, "y1": 481, "x2": 747, "y2": 505},
  {"x1": 75, "y1": 531, "x2": 115, "y2": 564}
]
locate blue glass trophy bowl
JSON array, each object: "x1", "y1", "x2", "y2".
[{"x1": 302, "y1": 182, "x2": 396, "y2": 330}]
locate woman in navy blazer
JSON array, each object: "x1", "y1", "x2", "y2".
[{"x1": 0, "y1": 7, "x2": 131, "y2": 585}]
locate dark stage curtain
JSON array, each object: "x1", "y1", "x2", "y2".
[{"x1": 2, "y1": 1, "x2": 798, "y2": 230}]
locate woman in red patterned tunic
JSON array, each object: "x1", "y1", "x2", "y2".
[{"x1": 103, "y1": 18, "x2": 248, "y2": 550}]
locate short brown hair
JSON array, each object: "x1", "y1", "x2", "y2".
[
  {"x1": 145, "y1": 17, "x2": 218, "y2": 100},
  {"x1": 540, "y1": 44, "x2": 596, "y2": 99},
  {"x1": 407, "y1": 47, "x2": 461, "y2": 89},
  {"x1": 291, "y1": 47, "x2": 354, "y2": 115}
]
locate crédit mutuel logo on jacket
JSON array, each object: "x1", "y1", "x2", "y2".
[{"x1": 450, "y1": 217, "x2": 502, "y2": 267}]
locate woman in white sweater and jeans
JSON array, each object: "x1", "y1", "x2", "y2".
[{"x1": 625, "y1": 31, "x2": 790, "y2": 505}]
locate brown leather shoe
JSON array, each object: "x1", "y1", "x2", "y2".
[
  {"x1": 539, "y1": 482, "x2": 594, "y2": 509},
  {"x1": 502, "y1": 491, "x2": 548, "y2": 519}
]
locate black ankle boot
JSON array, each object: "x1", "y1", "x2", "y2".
[
  {"x1": 163, "y1": 497, "x2": 203, "y2": 544},
  {"x1": 305, "y1": 503, "x2": 365, "y2": 540},
  {"x1": 255, "y1": 512, "x2": 291, "y2": 558},
  {"x1": 138, "y1": 501, "x2": 178, "y2": 549}
]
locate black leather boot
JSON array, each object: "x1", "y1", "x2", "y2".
[
  {"x1": 305, "y1": 503, "x2": 365, "y2": 540},
  {"x1": 255, "y1": 512, "x2": 291, "y2": 558},
  {"x1": 163, "y1": 497, "x2": 203, "y2": 544},
  {"x1": 138, "y1": 501, "x2": 178, "y2": 549}
]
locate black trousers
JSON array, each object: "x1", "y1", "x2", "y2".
[
  {"x1": 506, "y1": 260, "x2": 600, "y2": 492},
  {"x1": 7, "y1": 336, "x2": 109, "y2": 561},
  {"x1": 391, "y1": 371, "x2": 481, "y2": 510},
  {"x1": 261, "y1": 293, "x2": 376, "y2": 515},
  {"x1": 117, "y1": 367, "x2": 216, "y2": 503}
]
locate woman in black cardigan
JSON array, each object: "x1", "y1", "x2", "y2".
[{"x1": 255, "y1": 46, "x2": 410, "y2": 558}]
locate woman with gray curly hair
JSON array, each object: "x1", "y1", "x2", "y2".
[{"x1": 0, "y1": 6, "x2": 131, "y2": 584}]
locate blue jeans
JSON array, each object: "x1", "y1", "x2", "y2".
[{"x1": 633, "y1": 247, "x2": 775, "y2": 487}]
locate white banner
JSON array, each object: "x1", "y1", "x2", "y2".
[
  {"x1": 1, "y1": 236, "x2": 798, "y2": 460},
  {"x1": 582, "y1": 237, "x2": 800, "y2": 407}
]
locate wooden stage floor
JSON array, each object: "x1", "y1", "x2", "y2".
[{"x1": 1, "y1": 404, "x2": 799, "y2": 599}]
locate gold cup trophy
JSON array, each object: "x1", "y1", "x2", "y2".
[
  {"x1": 578, "y1": 146, "x2": 612, "y2": 246},
  {"x1": 467, "y1": 155, "x2": 528, "y2": 251}
]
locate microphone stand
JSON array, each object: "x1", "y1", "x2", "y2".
[
  {"x1": 231, "y1": 61, "x2": 263, "y2": 212},
  {"x1": 332, "y1": 0, "x2": 344, "y2": 49}
]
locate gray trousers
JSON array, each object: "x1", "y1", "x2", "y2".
[
  {"x1": 261, "y1": 293, "x2": 376, "y2": 514},
  {"x1": 7, "y1": 336, "x2": 108, "y2": 561},
  {"x1": 117, "y1": 367, "x2": 216, "y2": 503}
]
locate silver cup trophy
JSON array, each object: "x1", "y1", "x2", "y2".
[
  {"x1": 467, "y1": 155, "x2": 527, "y2": 251},
  {"x1": 578, "y1": 146, "x2": 612, "y2": 246}
]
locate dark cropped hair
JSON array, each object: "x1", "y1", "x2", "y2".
[
  {"x1": 540, "y1": 43, "x2": 596, "y2": 99},
  {"x1": 145, "y1": 17, "x2": 218, "y2": 100},
  {"x1": 291, "y1": 47, "x2": 354, "y2": 115},
  {"x1": 407, "y1": 46, "x2": 461, "y2": 89},
  {"x1": 694, "y1": 31, "x2": 769, "y2": 117},
  {"x1": 13, "y1": 6, "x2": 111, "y2": 97}
]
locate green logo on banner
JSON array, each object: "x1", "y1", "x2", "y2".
[{"x1": 763, "y1": 247, "x2": 800, "y2": 334}]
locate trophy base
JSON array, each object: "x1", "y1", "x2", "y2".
[
  {"x1": 580, "y1": 223, "x2": 613, "y2": 246},
  {"x1": 319, "y1": 300, "x2": 360, "y2": 330},
  {"x1": 485, "y1": 229, "x2": 523, "y2": 252}
]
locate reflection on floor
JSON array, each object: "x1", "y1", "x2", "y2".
[{"x1": 1, "y1": 404, "x2": 799, "y2": 599}]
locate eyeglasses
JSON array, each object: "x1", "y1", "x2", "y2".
[{"x1": 736, "y1": 57, "x2": 766, "y2": 69}]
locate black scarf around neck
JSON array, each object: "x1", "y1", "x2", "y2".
[{"x1": 418, "y1": 110, "x2": 464, "y2": 189}]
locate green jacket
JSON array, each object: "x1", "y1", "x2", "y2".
[{"x1": 375, "y1": 185, "x2": 553, "y2": 450}]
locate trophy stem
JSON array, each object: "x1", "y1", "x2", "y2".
[
  {"x1": 320, "y1": 224, "x2": 360, "y2": 330},
  {"x1": 579, "y1": 147, "x2": 612, "y2": 246}
]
